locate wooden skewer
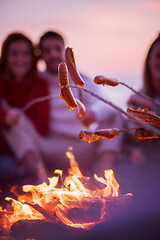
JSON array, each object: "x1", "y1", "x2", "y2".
[
  {"x1": 93, "y1": 75, "x2": 160, "y2": 108},
  {"x1": 24, "y1": 202, "x2": 58, "y2": 222},
  {"x1": 68, "y1": 85, "x2": 160, "y2": 136},
  {"x1": 22, "y1": 94, "x2": 59, "y2": 113},
  {"x1": 119, "y1": 81, "x2": 160, "y2": 108},
  {"x1": 118, "y1": 128, "x2": 138, "y2": 133},
  {"x1": 21, "y1": 86, "x2": 160, "y2": 136}
]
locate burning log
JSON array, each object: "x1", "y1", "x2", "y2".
[
  {"x1": 7, "y1": 193, "x2": 132, "y2": 240},
  {"x1": 10, "y1": 219, "x2": 83, "y2": 240},
  {"x1": 24, "y1": 202, "x2": 57, "y2": 222},
  {"x1": 0, "y1": 149, "x2": 132, "y2": 234},
  {"x1": 7, "y1": 194, "x2": 132, "y2": 240}
]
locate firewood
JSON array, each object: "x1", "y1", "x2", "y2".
[
  {"x1": 25, "y1": 202, "x2": 57, "y2": 222},
  {"x1": 10, "y1": 219, "x2": 81, "y2": 240},
  {"x1": 95, "y1": 128, "x2": 119, "y2": 139}
]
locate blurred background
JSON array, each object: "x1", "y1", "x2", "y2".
[{"x1": 0, "y1": 0, "x2": 160, "y2": 108}]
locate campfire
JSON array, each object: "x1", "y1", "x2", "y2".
[
  {"x1": 1, "y1": 47, "x2": 160, "y2": 239},
  {"x1": 0, "y1": 148, "x2": 132, "y2": 236}
]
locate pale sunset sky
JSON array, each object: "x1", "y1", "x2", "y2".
[{"x1": 0, "y1": 0, "x2": 160, "y2": 108}]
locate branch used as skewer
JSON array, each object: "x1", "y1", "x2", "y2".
[
  {"x1": 80, "y1": 127, "x2": 159, "y2": 143},
  {"x1": 67, "y1": 85, "x2": 160, "y2": 136},
  {"x1": 93, "y1": 75, "x2": 160, "y2": 108},
  {"x1": 120, "y1": 81, "x2": 160, "y2": 108},
  {"x1": 118, "y1": 128, "x2": 137, "y2": 133},
  {"x1": 24, "y1": 202, "x2": 58, "y2": 222},
  {"x1": 119, "y1": 127, "x2": 159, "y2": 139},
  {"x1": 22, "y1": 94, "x2": 59, "y2": 112},
  {"x1": 21, "y1": 86, "x2": 160, "y2": 136}
]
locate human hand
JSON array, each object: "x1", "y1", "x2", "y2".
[
  {"x1": 127, "y1": 94, "x2": 153, "y2": 109},
  {"x1": 5, "y1": 109, "x2": 20, "y2": 127}
]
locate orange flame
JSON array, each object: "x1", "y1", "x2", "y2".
[{"x1": 0, "y1": 148, "x2": 132, "y2": 232}]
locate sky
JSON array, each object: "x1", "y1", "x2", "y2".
[{"x1": 0, "y1": 0, "x2": 160, "y2": 108}]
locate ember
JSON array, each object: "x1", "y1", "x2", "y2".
[{"x1": 0, "y1": 148, "x2": 132, "y2": 234}]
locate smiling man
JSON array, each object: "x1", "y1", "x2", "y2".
[{"x1": 38, "y1": 30, "x2": 123, "y2": 176}]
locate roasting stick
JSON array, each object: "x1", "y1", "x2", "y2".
[
  {"x1": 24, "y1": 201, "x2": 57, "y2": 222},
  {"x1": 94, "y1": 75, "x2": 160, "y2": 108},
  {"x1": 21, "y1": 86, "x2": 160, "y2": 136},
  {"x1": 120, "y1": 81, "x2": 160, "y2": 108},
  {"x1": 22, "y1": 94, "x2": 59, "y2": 112},
  {"x1": 67, "y1": 85, "x2": 160, "y2": 136},
  {"x1": 118, "y1": 128, "x2": 138, "y2": 134}
]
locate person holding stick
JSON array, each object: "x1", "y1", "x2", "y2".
[
  {"x1": 0, "y1": 32, "x2": 57, "y2": 185},
  {"x1": 38, "y1": 30, "x2": 123, "y2": 176},
  {"x1": 124, "y1": 33, "x2": 160, "y2": 165},
  {"x1": 128, "y1": 33, "x2": 160, "y2": 112}
]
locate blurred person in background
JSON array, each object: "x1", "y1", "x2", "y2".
[
  {"x1": 123, "y1": 33, "x2": 160, "y2": 166},
  {"x1": 38, "y1": 30, "x2": 123, "y2": 177},
  {"x1": 128, "y1": 33, "x2": 160, "y2": 113},
  {"x1": 0, "y1": 32, "x2": 52, "y2": 186}
]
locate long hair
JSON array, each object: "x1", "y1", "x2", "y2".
[
  {"x1": 0, "y1": 32, "x2": 37, "y2": 80},
  {"x1": 143, "y1": 33, "x2": 160, "y2": 97}
]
